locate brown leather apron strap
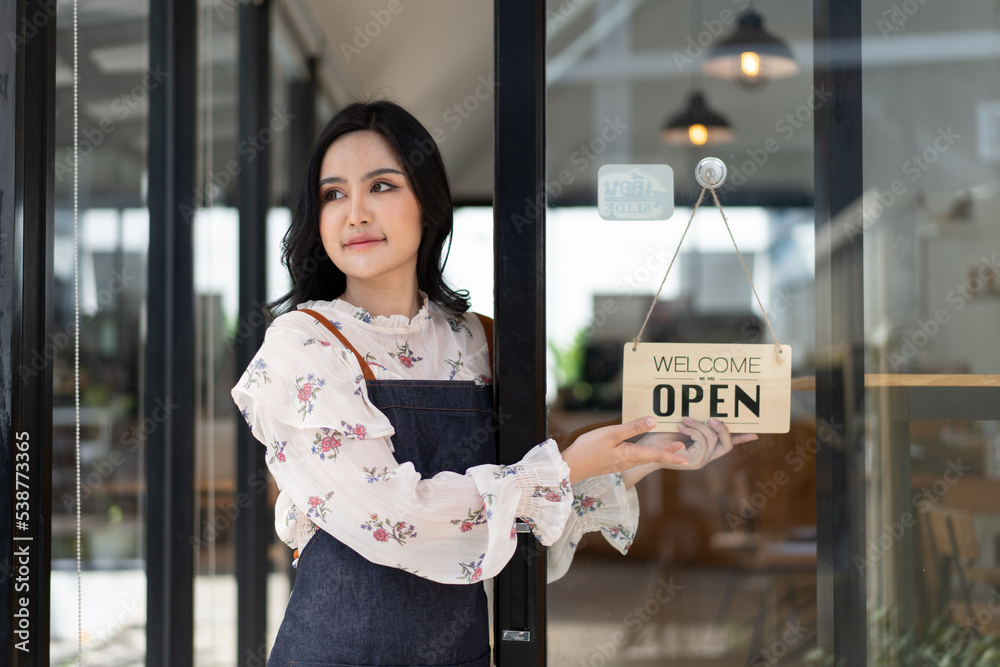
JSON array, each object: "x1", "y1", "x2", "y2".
[{"x1": 299, "y1": 308, "x2": 376, "y2": 382}]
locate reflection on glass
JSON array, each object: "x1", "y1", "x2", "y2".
[
  {"x1": 546, "y1": 0, "x2": 817, "y2": 663},
  {"x1": 862, "y1": 0, "x2": 1000, "y2": 661},
  {"x1": 50, "y1": 2, "x2": 151, "y2": 663}
]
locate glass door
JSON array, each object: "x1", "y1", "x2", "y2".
[
  {"x1": 543, "y1": 1, "x2": 819, "y2": 664},
  {"x1": 860, "y1": 1, "x2": 1000, "y2": 663}
]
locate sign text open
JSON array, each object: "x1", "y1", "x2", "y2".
[{"x1": 622, "y1": 343, "x2": 792, "y2": 434}]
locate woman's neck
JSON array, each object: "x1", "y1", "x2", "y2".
[{"x1": 340, "y1": 278, "x2": 422, "y2": 320}]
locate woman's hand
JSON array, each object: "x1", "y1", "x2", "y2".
[
  {"x1": 621, "y1": 418, "x2": 758, "y2": 489},
  {"x1": 561, "y1": 416, "x2": 690, "y2": 485}
]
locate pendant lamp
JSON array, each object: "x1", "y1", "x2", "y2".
[
  {"x1": 661, "y1": 91, "x2": 734, "y2": 146},
  {"x1": 701, "y1": 10, "x2": 798, "y2": 86}
]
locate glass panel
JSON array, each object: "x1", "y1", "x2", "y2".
[
  {"x1": 862, "y1": 1, "x2": 1000, "y2": 662},
  {"x1": 49, "y1": 1, "x2": 150, "y2": 663},
  {"x1": 189, "y1": 0, "x2": 241, "y2": 662},
  {"x1": 545, "y1": 1, "x2": 818, "y2": 664}
]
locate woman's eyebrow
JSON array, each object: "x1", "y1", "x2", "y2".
[{"x1": 318, "y1": 167, "x2": 405, "y2": 186}]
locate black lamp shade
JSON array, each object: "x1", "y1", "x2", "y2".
[
  {"x1": 702, "y1": 10, "x2": 799, "y2": 84},
  {"x1": 661, "y1": 91, "x2": 735, "y2": 145}
]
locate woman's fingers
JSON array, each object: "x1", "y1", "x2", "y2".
[{"x1": 677, "y1": 418, "x2": 718, "y2": 467}]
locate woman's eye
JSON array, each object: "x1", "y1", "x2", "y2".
[
  {"x1": 372, "y1": 181, "x2": 395, "y2": 193},
  {"x1": 321, "y1": 189, "x2": 342, "y2": 202}
]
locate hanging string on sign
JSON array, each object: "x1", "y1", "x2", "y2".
[{"x1": 631, "y1": 157, "x2": 785, "y2": 367}]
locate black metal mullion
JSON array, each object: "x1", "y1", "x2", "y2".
[
  {"x1": 493, "y1": 2, "x2": 546, "y2": 666},
  {"x1": 813, "y1": 0, "x2": 866, "y2": 662},
  {"x1": 147, "y1": 0, "x2": 197, "y2": 664},
  {"x1": 235, "y1": 1, "x2": 271, "y2": 664},
  {"x1": 287, "y1": 56, "x2": 316, "y2": 212},
  {"x1": 3, "y1": 1, "x2": 56, "y2": 664}
]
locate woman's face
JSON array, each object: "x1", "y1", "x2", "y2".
[{"x1": 318, "y1": 130, "x2": 423, "y2": 289}]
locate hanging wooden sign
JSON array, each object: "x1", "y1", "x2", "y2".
[{"x1": 622, "y1": 342, "x2": 792, "y2": 434}]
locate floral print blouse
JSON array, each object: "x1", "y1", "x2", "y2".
[{"x1": 230, "y1": 291, "x2": 640, "y2": 584}]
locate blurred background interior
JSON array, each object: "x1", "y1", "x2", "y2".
[{"x1": 49, "y1": 0, "x2": 1000, "y2": 664}]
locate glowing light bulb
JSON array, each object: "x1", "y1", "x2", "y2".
[
  {"x1": 741, "y1": 51, "x2": 761, "y2": 78},
  {"x1": 688, "y1": 124, "x2": 708, "y2": 145}
]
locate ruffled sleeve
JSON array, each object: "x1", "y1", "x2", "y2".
[
  {"x1": 545, "y1": 472, "x2": 640, "y2": 583},
  {"x1": 231, "y1": 314, "x2": 575, "y2": 585}
]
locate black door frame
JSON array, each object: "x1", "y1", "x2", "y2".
[
  {"x1": 1, "y1": 0, "x2": 875, "y2": 664},
  {"x1": 493, "y1": 2, "x2": 548, "y2": 666},
  {"x1": 2, "y1": 0, "x2": 56, "y2": 665}
]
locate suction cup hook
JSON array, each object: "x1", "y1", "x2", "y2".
[{"x1": 695, "y1": 157, "x2": 727, "y2": 189}]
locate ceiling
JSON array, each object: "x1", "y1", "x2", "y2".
[{"x1": 55, "y1": 0, "x2": 1000, "y2": 211}]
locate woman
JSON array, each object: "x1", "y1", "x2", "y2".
[{"x1": 232, "y1": 99, "x2": 756, "y2": 667}]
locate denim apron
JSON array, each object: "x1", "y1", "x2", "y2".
[{"x1": 266, "y1": 309, "x2": 496, "y2": 667}]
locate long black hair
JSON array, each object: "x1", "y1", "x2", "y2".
[{"x1": 266, "y1": 99, "x2": 469, "y2": 322}]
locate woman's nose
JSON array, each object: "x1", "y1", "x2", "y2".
[{"x1": 347, "y1": 192, "x2": 371, "y2": 226}]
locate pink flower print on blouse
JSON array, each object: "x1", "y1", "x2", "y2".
[
  {"x1": 532, "y1": 478, "x2": 571, "y2": 503},
  {"x1": 364, "y1": 352, "x2": 387, "y2": 372},
  {"x1": 390, "y1": 341, "x2": 423, "y2": 369},
  {"x1": 342, "y1": 420, "x2": 367, "y2": 439},
  {"x1": 353, "y1": 374, "x2": 364, "y2": 396},
  {"x1": 603, "y1": 524, "x2": 636, "y2": 553},
  {"x1": 458, "y1": 553, "x2": 486, "y2": 583},
  {"x1": 573, "y1": 493, "x2": 606, "y2": 517},
  {"x1": 302, "y1": 337, "x2": 332, "y2": 347},
  {"x1": 311, "y1": 427, "x2": 343, "y2": 461},
  {"x1": 444, "y1": 351, "x2": 463, "y2": 380},
  {"x1": 269, "y1": 438, "x2": 288, "y2": 464},
  {"x1": 447, "y1": 316, "x2": 473, "y2": 338},
  {"x1": 295, "y1": 374, "x2": 326, "y2": 420},
  {"x1": 305, "y1": 490, "x2": 335, "y2": 522},
  {"x1": 450, "y1": 501, "x2": 488, "y2": 532},
  {"x1": 361, "y1": 514, "x2": 417, "y2": 545},
  {"x1": 244, "y1": 358, "x2": 271, "y2": 388},
  {"x1": 474, "y1": 374, "x2": 492, "y2": 386}
]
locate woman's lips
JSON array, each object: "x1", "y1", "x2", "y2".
[{"x1": 344, "y1": 237, "x2": 384, "y2": 250}]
